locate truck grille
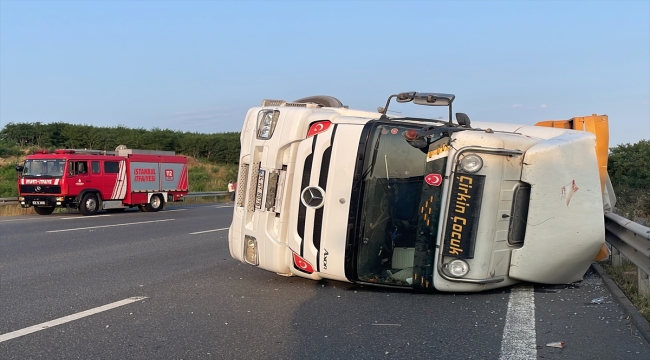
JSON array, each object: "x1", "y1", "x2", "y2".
[
  {"x1": 296, "y1": 125, "x2": 338, "y2": 271},
  {"x1": 20, "y1": 185, "x2": 61, "y2": 194},
  {"x1": 236, "y1": 164, "x2": 249, "y2": 208},
  {"x1": 247, "y1": 162, "x2": 260, "y2": 212}
]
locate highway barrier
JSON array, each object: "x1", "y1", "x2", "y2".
[{"x1": 605, "y1": 212, "x2": 650, "y2": 296}]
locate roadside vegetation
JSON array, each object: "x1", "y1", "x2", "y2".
[
  {"x1": 601, "y1": 259, "x2": 650, "y2": 321},
  {"x1": 607, "y1": 140, "x2": 650, "y2": 224}
]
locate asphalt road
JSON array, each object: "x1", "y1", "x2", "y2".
[{"x1": 0, "y1": 205, "x2": 649, "y2": 359}]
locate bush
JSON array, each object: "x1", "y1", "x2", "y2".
[
  {"x1": 189, "y1": 166, "x2": 210, "y2": 192},
  {"x1": 608, "y1": 140, "x2": 650, "y2": 221},
  {"x1": 0, "y1": 143, "x2": 23, "y2": 157},
  {"x1": 0, "y1": 163, "x2": 19, "y2": 197}
]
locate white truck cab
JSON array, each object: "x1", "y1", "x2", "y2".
[{"x1": 228, "y1": 92, "x2": 610, "y2": 292}]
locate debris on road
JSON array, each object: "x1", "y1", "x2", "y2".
[
  {"x1": 546, "y1": 341, "x2": 566, "y2": 348},
  {"x1": 591, "y1": 297, "x2": 605, "y2": 304}
]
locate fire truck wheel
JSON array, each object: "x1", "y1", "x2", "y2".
[
  {"x1": 145, "y1": 194, "x2": 164, "y2": 212},
  {"x1": 33, "y1": 206, "x2": 55, "y2": 215},
  {"x1": 79, "y1": 193, "x2": 99, "y2": 216}
]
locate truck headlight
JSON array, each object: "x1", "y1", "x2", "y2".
[
  {"x1": 446, "y1": 259, "x2": 470, "y2": 277},
  {"x1": 244, "y1": 235, "x2": 259, "y2": 265},
  {"x1": 459, "y1": 154, "x2": 483, "y2": 173},
  {"x1": 257, "y1": 110, "x2": 280, "y2": 140}
]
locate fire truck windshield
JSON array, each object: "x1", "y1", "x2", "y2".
[
  {"x1": 22, "y1": 159, "x2": 65, "y2": 178},
  {"x1": 355, "y1": 123, "x2": 449, "y2": 287}
]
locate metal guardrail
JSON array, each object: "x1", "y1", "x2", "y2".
[
  {"x1": 0, "y1": 197, "x2": 18, "y2": 206},
  {"x1": 0, "y1": 192, "x2": 231, "y2": 206},
  {"x1": 605, "y1": 212, "x2": 650, "y2": 295},
  {"x1": 181, "y1": 191, "x2": 229, "y2": 203}
]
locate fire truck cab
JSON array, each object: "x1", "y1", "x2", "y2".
[{"x1": 16, "y1": 147, "x2": 189, "y2": 215}]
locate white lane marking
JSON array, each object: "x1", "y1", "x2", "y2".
[
  {"x1": 60, "y1": 214, "x2": 112, "y2": 220},
  {"x1": 0, "y1": 296, "x2": 147, "y2": 343},
  {"x1": 499, "y1": 284, "x2": 537, "y2": 360},
  {"x1": 189, "y1": 227, "x2": 229, "y2": 235},
  {"x1": 46, "y1": 219, "x2": 175, "y2": 233},
  {"x1": 214, "y1": 206, "x2": 232, "y2": 209},
  {"x1": 0, "y1": 218, "x2": 33, "y2": 223},
  {"x1": 165, "y1": 209, "x2": 186, "y2": 212}
]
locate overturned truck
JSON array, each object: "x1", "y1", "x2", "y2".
[{"x1": 228, "y1": 92, "x2": 613, "y2": 292}]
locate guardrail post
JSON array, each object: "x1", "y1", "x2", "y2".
[
  {"x1": 639, "y1": 269, "x2": 650, "y2": 296},
  {"x1": 611, "y1": 246, "x2": 622, "y2": 266}
]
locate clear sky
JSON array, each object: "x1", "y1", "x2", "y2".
[{"x1": 1, "y1": 0, "x2": 648, "y2": 147}]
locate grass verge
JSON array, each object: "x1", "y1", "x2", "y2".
[
  {"x1": 600, "y1": 259, "x2": 650, "y2": 321},
  {"x1": 0, "y1": 204, "x2": 35, "y2": 216}
]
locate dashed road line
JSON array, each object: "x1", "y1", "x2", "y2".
[
  {"x1": 189, "y1": 227, "x2": 229, "y2": 235},
  {"x1": 0, "y1": 296, "x2": 148, "y2": 343},
  {"x1": 499, "y1": 284, "x2": 537, "y2": 360},
  {"x1": 46, "y1": 219, "x2": 175, "y2": 233},
  {"x1": 60, "y1": 214, "x2": 112, "y2": 220}
]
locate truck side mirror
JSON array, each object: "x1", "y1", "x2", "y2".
[
  {"x1": 15, "y1": 165, "x2": 24, "y2": 172},
  {"x1": 456, "y1": 113, "x2": 471, "y2": 128}
]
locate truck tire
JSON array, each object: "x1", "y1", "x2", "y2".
[
  {"x1": 144, "y1": 194, "x2": 164, "y2": 212},
  {"x1": 293, "y1": 96, "x2": 344, "y2": 108},
  {"x1": 79, "y1": 193, "x2": 99, "y2": 216},
  {"x1": 33, "y1": 206, "x2": 55, "y2": 215}
]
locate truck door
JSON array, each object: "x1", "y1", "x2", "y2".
[
  {"x1": 67, "y1": 160, "x2": 95, "y2": 197},
  {"x1": 102, "y1": 160, "x2": 126, "y2": 200}
]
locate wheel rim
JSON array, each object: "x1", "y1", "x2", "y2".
[
  {"x1": 86, "y1": 198, "x2": 97, "y2": 212},
  {"x1": 151, "y1": 196, "x2": 161, "y2": 208}
]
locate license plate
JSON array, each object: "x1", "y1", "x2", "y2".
[
  {"x1": 254, "y1": 170, "x2": 266, "y2": 209},
  {"x1": 265, "y1": 172, "x2": 280, "y2": 211},
  {"x1": 33, "y1": 201, "x2": 45, "y2": 205}
]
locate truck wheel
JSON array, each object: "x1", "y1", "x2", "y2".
[
  {"x1": 79, "y1": 193, "x2": 99, "y2": 216},
  {"x1": 144, "y1": 194, "x2": 164, "y2": 212},
  {"x1": 293, "y1": 95, "x2": 344, "y2": 108},
  {"x1": 33, "y1": 206, "x2": 55, "y2": 215}
]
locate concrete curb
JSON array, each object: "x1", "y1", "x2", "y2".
[{"x1": 591, "y1": 262, "x2": 650, "y2": 345}]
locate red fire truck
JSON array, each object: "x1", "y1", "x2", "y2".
[{"x1": 16, "y1": 147, "x2": 189, "y2": 215}]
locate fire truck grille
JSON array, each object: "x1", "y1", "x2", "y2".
[{"x1": 20, "y1": 185, "x2": 61, "y2": 194}]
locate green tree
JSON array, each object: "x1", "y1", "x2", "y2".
[{"x1": 608, "y1": 140, "x2": 650, "y2": 190}]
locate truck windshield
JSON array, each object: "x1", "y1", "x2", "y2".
[
  {"x1": 355, "y1": 123, "x2": 448, "y2": 288},
  {"x1": 22, "y1": 159, "x2": 66, "y2": 178}
]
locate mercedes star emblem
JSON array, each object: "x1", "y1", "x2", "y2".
[
  {"x1": 301, "y1": 186, "x2": 325, "y2": 209},
  {"x1": 35, "y1": 186, "x2": 41, "y2": 192}
]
